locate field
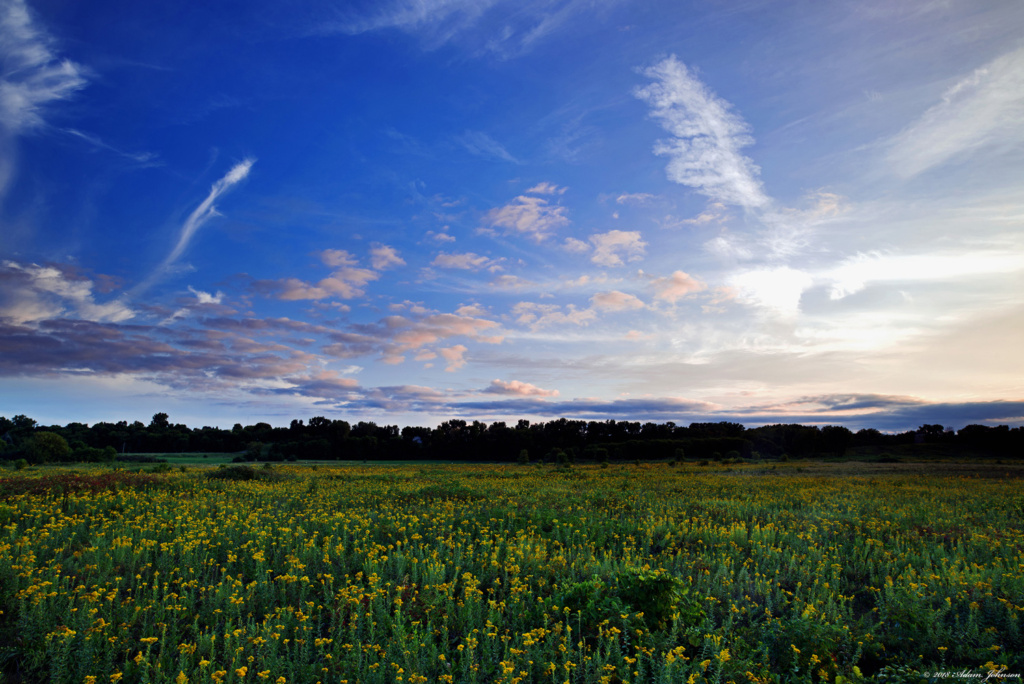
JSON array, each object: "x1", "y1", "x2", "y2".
[{"x1": 1, "y1": 461, "x2": 1022, "y2": 683}]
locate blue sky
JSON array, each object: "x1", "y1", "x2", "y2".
[{"x1": 2, "y1": 0, "x2": 1023, "y2": 431}]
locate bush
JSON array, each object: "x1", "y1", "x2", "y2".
[
  {"x1": 25, "y1": 432, "x2": 70, "y2": 463},
  {"x1": 517, "y1": 449, "x2": 529, "y2": 465},
  {"x1": 13, "y1": 458, "x2": 28, "y2": 471}
]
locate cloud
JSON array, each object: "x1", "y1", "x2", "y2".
[
  {"x1": 484, "y1": 379, "x2": 558, "y2": 397},
  {"x1": 512, "y1": 301, "x2": 597, "y2": 329},
  {"x1": 825, "y1": 250, "x2": 1024, "y2": 301},
  {"x1": 526, "y1": 182, "x2": 566, "y2": 195},
  {"x1": 562, "y1": 237, "x2": 590, "y2": 253},
  {"x1": 160, "y1": 286, "x2": 226, "y2": 325},
  {"x1": 635, "y1": 55, "x2": 769, "y2": 209},
  {"x1": 426, "y1": 228, "x2": 457, "y2": 243},
  {"x1": 489, "y1": 274, "x2": 535, "y2": 290},
  {"x1": 136, "y1": 159, "x2": 254, "y2": 292},
  {"x1": 330, "y1": 0, "x2": 601, "y2": 58},
  {"x1": 651, "y1": 270, "x2": 705, "y2": 303},
  {"x1": 887, "y1": 46, "x2": 1024, "y2": 178},
  {"x1": 588, "y1": 230, "x2": 647, "y2": 266},
  {"x1": 0, "y1": 0, "x2": 88, "y2": 134},
  {"x1": 370, "y1": 244, "x2": 406, "y2": 270},
  {"x1": 188, "y1": 286, "x2": 224, "y2": 305},
  {"x1": 260, "y1": 249, "x2": 379, "y2": 301},
  {"x1": 458, "y1": 130, "x2": 519, "y2": 163},
  {"x1": 62, "y1": 128, "x2": 158, "y2": 164},
  {"x1": 590, "y1": 290, "x2": 645, "y2": 312},
  {"x1": 0, "y1": 317, "x2": 313, "y2": 388},
  {"x1": 728, "y1": 266, "x2": 815, "y2": 318},
  {"x1": 615, "y1": 192, "x2": 655, "y2": 205},
  {"x1": 0, "y1": 260, "x2": 134, "y2": 325},
  {"x1": 432, "y1": 252, "x2": 501, "y2": 271},
  {"x1": 282, "y1": 369, "x2": 360, "y2": 400},
  {"x1": 439, "y1": 343, "x2": 468, "y2": 371},
  {"x1": 484, "y1": 194, "x2": 569, "y2": 242}
]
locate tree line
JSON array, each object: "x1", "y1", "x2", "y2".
[{"x1": 1, "y1": 413, "x2": 1022, "y2": 465}]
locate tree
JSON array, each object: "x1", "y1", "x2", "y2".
[
  {"x1": 150, "y1": 413, "x2": 170, "y2": 429},
  {"x1": 26, "y1": 432, "x2": 71, "y2": 464}
]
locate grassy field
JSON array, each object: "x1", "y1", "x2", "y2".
[{"x1": 1, "y1": 461, "x2": 1022, "y2": 683}]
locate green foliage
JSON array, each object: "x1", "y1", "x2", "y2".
[
  {"x1": 517, "y1": 449, "x2": 529, "y2": 465},
  {"x1": 13, "y1": 458, "x2": 28, "y2": 471},
  {"x1": 25, "y1": 432, "x2": 70, "y2": 464},
  {"x1": 616, "y1": 568, "x2": 702, "y2": 629}
]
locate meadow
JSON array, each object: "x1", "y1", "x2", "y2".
[{"x1": 0, "y1": 461, "x2": 1022, "y2": 683}]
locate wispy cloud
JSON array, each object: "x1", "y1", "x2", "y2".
[
  {"x1": 331, "y1": 0, "x2": 609, "y2": 57},
  {"x1": 512, "y1": 301, "x2": 597, "y2": 329},
  {"x1": 887, "y1": 46, "x2": 1024, "y2": 178},
  {"x1": 0, "y1": 0, "x2": 88, "y2": 197},
  {"x1": 62, "y1": 128, "x2": 159, "y2": 165},
  {"x1": 457, "y1": 130, "x2": 519, "y2": 163},
  {"x1": 615, "y1": 192, "x2": 655, "y2": 205},
  {"x1": 526, "y1": 182, "x2": 566, "y2": 195},
  {"x1": 0, "y1": 0, "x2": 88, "y2": 134},
  {"x1": 138, "y1": 159, "x2": 255, "y2": 292},
  {"x1": 432, "y1": 252, "x2": 503, "y2": 271},
  {"x1": 635, "y1": 55, "x2": 769, "y2": 210}
]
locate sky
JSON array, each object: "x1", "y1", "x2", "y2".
[{"x1": 1, "y1": 0, "x2": 1023, "y2": 431}]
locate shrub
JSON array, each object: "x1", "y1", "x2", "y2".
[
  {"x1": 517, "y1": 449, "x2": 529, "y2": 465},
  {"x1": 25, "y1": 432, "x2": 70, "y2": 464},
  {"x1": 13, "y1": 458, "x2": 28, "y2": 471}
]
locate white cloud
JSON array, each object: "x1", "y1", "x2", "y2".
[
  {"x1": 484, "y1": 194, "x2": 569, "y2": 242},
  {"x1": 588, "y1": 230, "x2": 647, "y2": 267},
  {"x1": 458, "y1": 130, "x2": 519, "y2": 163},
  {"x1": 427, "y1": 228, "x2": 457, "y2": 243},
  {"x1": 0, "y1": 260, "x2": 134, "y2": 325},
  {"x1": 729, "y1": 266, "x2": 814, "y2": 318},
  {"x1": 562, "y1": 237, "x2": 590, "y2": 253},
  {"x1": 188, "y1": 286, "x2": 224, "y2": 305},
  {"x1": 826, "y1": 250, "x2": 1024, "y2": 300},
  {"x1": 887, "y1": 46, "x2": 1024, "y2": 178},
  {"x1": 432, "y1": 251, "x2": 501, "y2": 271},
  {"x1": 526, "y1": 181, "x2": 566, "y2": 195},
  {"x1": 615, "y1": 192, "x2": 655, "y2": 205},
  {"x1": 0, "y1": 0, "x2": 87, "y2": 134},
  {"x1": 484, "y1": 379, "x2": 558, "y2": 397},
  {"x1": 590, "y1": 290, "x2": 645, "y2": 312},
  {"x1": 635, "y1": 55, "x2": 769, "y2": 209},
  {"x1": 651, "y1": 270, "x2": 705, "y2": 303},
  {"x1": 370, "y1": 244, "x2": 406, "y2": 270},
  {"x1": 137, "y1": 159, "x2": 254, "y2": 292}
]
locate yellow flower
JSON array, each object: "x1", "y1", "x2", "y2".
[
  {"x1": 84, "y1": 677, "x2": 97, "y2": 684},
  {"x1": 110, "y1": 674, "x2": 122, "y2": 683},
  {"x1": 141, "y1": 637, "x2": 159, "y2": 645},
  {"x1": 175, "y1": 672, "x2": 189, "y2": 684},
  {"x1": 276, "y1": 679, "x2": 287, "y2": 684},
  {"x1": 257, "y1": 672, "x2": 271, "y2": 680},
  {"x1": 235, "y1": 667, "x2": 248, "y2": 678}
]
